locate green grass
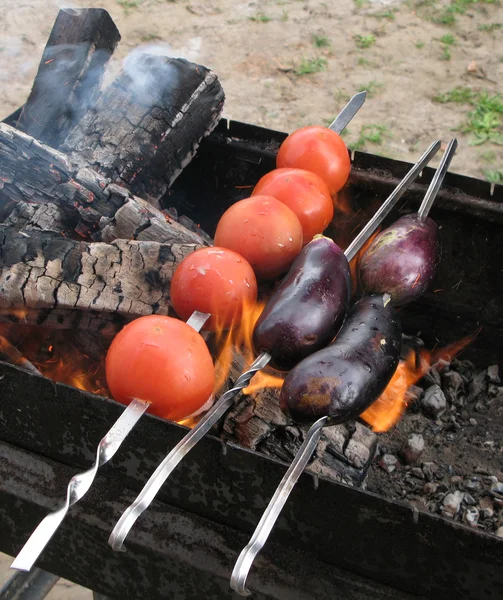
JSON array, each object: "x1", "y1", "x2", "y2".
[
  {"x1": 441, "y1": 47, "x2": 452, "y2": 60},
  {"x1": 248, "y1": 12, "x2": 272, "y2": 22},
  {"x1": 480, "y1": 149, "x2": 497, "y2": 163},
  {"x1": 440, "y1": 33, "x2": 456, "y2": 45},
  {"x1": 357, "y1": 56, "x2": 370, "y2": 66},
  {"x1": 351, "y1": 124, "x2": 388, "y2": 151},
  {"x1": 139, "y1": 33, "x2": 161, "y2": 42},
  {"x1": 433, "y1": 0, "x2": 499, "y2": 26},
  {"x1": 312, "y1": 34, "x2": 330, "y2": 48},
  {"x1": 482, "y1": 169, "x2": 503, "y2": 184},
  {"x1": 354, "y1": 0, "x2": 369, "y2": 8},
  {"x1": 415, "y1": 40, "x2": 425, "y2": 48},
  {"x1": 117, "y1": 0, "x2": 143, "y2": 8},
  {"x1": 354, "y1": 34, "x2": 376, "y2": 49},
  {"x1": 294, "y1": 56, "x2": 328, "y2": 75},
  {"x1": 478, "y1": 22, "x2": 502, "y2": 31},
  {"x1": 368, "y1": 8, "x2": 397, "y2": 19},
  {"x1": 433, "y1": 87, "x2": 503, "y2": 145},
  {"x1": 358, "y1": 81, "x2": 383, "y2": 97}
]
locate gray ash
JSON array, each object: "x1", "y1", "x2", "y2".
[{"x1": 366, "y1": 355, "x2": 503, "y2": 536}]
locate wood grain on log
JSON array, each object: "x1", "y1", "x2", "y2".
[
  {"x1": 14, "y1": 8, "x2": 120, "y2": 148},
  {"x1": 0, "y1": 225, "x2": 201, "y2": 321},
  {"x1": 64, "y1": 54, "x2": 225, "y2": 202},
  {"x1": 220, "y1": 353, "x2": 377, "y2": 486},
  {"x1": 0, "y1": 123, "x2": 207, "y2": 245}
]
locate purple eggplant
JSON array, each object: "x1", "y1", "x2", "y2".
[
  {"x1": 359, "y1": 214, "x2": 441, "y2": 306},
  {"x1": 253, "y1": 236, "x2": 350, "y2": 371},
  {"x1": 280, "y1": 294, "x2": 401, "y2": 424}
]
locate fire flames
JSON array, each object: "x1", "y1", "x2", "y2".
[{"x1": 361, "y1": 335, "x2": 475, "y2": 432}]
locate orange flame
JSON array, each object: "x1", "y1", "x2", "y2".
[
  {"x1": 212, "y1": 300, "x2": 284, "y2": 397},
  {"x1": 361, "y1": 334, "x2": 475, "y2": 432}
]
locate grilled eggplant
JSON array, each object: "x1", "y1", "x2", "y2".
[
  {"x1": 280, "y1": 294, "x2": 401, "y2": 424},
  {"x1": 253, "y1": 236, "x2": 351, "y2": 371},
  {"x1": 359, "y1": 214, "x2": 441, "y2": 306}
]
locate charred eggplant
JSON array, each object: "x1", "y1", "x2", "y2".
[{"x1": 280, "y1": 294, "x2": 401, "y2": 424}]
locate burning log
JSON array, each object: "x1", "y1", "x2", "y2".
[
  {"x1": 222, "y1": 387, "x2": 376, "y2": 486},
  {"x1": 14, "y1": 8, "x2": 121, "y2": 148},
  {"x1": 0, "y1": 225, "x2": 201, "y2": 323},
  {"x1": 0, "y1": 123, "x2": 207, "y2": 245},
  {"x1": 63, "y1": 53, "x2": 225, "y2": 202}
]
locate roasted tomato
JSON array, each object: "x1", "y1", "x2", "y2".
[
  {"x1": 106, "y1": 315, "x2": 215, "y2": 422},
  {"x1": 252, "y1": 168, "x2": 334, "y2": 245},
  {"x1": 170, "y1": 247, "x2": 258, "y2": 330},
  {"x1": 214, "y1": 195, "x2": 303, "y2": 280},
  {"x1": 276, "y1": 126, "x2": 350, "y2": 195}
]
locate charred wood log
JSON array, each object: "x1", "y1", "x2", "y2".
[
  {"x1": 63, "y1": 53, "x2": 225, "y2": 202},
  {"x1": 0, "y1": 225, "x2": 201, "y2": 323},
  {"x1": 219, "y1": 352, "x2": 377, "y2": 486},
  {"x1": 0, "y1": 123, "x2": 207, "y2": 245},
  {"x1": 14, "y1": 8, "x2": 121, "y2": 148}
]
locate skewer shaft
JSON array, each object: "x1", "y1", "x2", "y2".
[
  {"x1": 230, "y1": 416, "x2": 328, "y2": 596},
  {"x1": 344, "y1": 139, "x2": 441, "y2": 262},
  {"x1": 417, "y1": 138, "x2": 458, "y2": 220},
  {"x1": 10, "y1": 398, "x2": 149, "y2": 572},
  {"x1": 108, "y1": 351, "x2": 272, "y2": 551}
]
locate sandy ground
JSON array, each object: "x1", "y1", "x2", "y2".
[
  {"x1": 0, "y1": 0, "x2": 502, "y2": 596},
  {"x1": 1, "y1": 0, "x2": 503, "y2": 178}
]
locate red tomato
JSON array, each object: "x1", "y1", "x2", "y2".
[
  {"x1": 106, "y1": 315, "x2": 214, "y2": 422},
  {"x1": 276, "y1": 126, "x2": 350, "y2": 195},
  {"x1": 252, "y1": 168, "x2": 334, "y2": 245},
  {"x1": 170, "y1": 247, "x2": 258, "y2": 330},
  {"x1": 214, "y1": 196, "x2": 303, "y2": 280}
]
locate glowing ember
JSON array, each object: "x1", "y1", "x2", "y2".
[{"x1": 361, "y1": 334, "x2": 475, "y2": 432}]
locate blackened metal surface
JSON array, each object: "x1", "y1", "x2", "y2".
[
  {"x1": 0, "y1": 441, "x2": 420, "y2": 600},
  {"x1": 0, "y1": 362, "x2": 501, "y2": 600}
]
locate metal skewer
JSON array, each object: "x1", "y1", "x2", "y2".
[
  {"x1": 230, "y1": 145, "x2": 458, "y2": 595},
  {"x1": 329, "y1": 90, "x2": 367, "y2": 134},
  {"x1": 108, "y1": 140, "x2": 441, "y2": 552},
  {"x1": 417, "y1": 138, "x2": 457, "y2": 220},
  {"x1": 10, "y1": 311, "x2": 209, "y2": 573}
]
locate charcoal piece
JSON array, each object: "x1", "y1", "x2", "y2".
[
  {"x1": 401, "y1": 433, "x2": 425, "y2": 465},
  {"x1": 421, "y1": 384, "x2": 447, "y2": 418},
  {"x1": 222, "y1": 385, "x2": 377, "y2": 486},
  {"x1": 14, "y1": 8, "x2": 120, "y2": 147},
  {"x1": 0, "y1": 225, "x2": 201, "y2": 322},
  {"x1": 442, "y1": 370, "x2": 465, "y2": 405},
  {"x1": 63, "y1": 54, "x2": 225, "y2": 202}
]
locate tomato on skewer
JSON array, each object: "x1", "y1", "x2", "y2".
[
  {"x1": 252, "y1": 168, "x2": 334, "y2": 245},
  {"x1": 276, "y1": 126, "x2": 350, "y2": 195},
  {"x1": 106, "y1": 315, "x2": 215, "y2": 422}
]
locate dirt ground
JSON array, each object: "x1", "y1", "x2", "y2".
[
  {"x1": 1, "y1": 0, "x2": 503, "y2": 179},
  {"x1": 0, "y1": 0, "x2": 502, "y2": 596}
]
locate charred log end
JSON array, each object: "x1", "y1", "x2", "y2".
[
  {"x1": 64, "y1": 54, "x2": 225, "y2": 201},
  {"x1": 0, "y1": 225, "x2": 202, "y2": 326},
  {"x1": 14, "y1": 8, "x2": 121, "y2": 148}
]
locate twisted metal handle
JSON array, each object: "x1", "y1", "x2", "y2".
[
  {"x1": 230, "y1": 416, "x2": 328, "y2": 596},
  {"x1": 11, "y1": 398, "x2": 149, "y2": 572},
  {"x1": 109, "y1": 351, "x2": 272, "y2": 551}
]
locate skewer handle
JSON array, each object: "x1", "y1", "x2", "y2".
[
  {"x1": 329, "y1": 91, "x2": 367, "y2": 134},
  {"x1": 10, "y1": 398, "x2": 149, "y2": 572},
  {"x1": 417, "y1": 138, "x2": 458, "y2": 220},
  {"x1": 344, "y1": 139, "x2": 441, "y2": 262},
  {"x1": 230, "y1": 416, "x2": 328, "y2": 596},
  {"x1": 108, "y1": 351, "x2": 272, "y2": 551}
]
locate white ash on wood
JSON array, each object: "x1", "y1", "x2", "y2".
[
  {"x1": 0, "y1": 123, "x2": 207, "y2": 245},
  {"x1": 0, "y1": 225, "x2": 201, "y2": 322},
  {"x1": 63, "y1": 53, "x2": 225, "y2": 202}
]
